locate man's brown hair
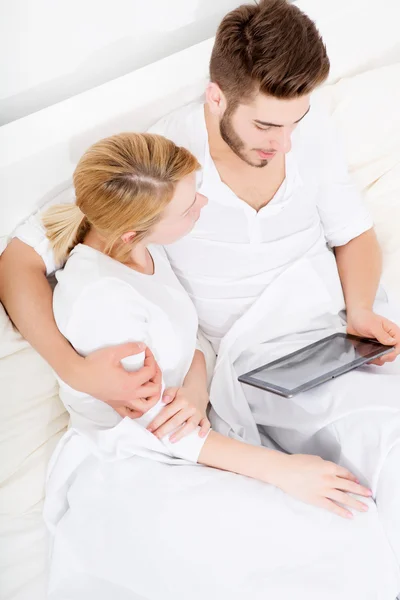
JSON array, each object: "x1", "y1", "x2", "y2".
[{"x1": 210, "y1": 0, "x2": 329, "y2": 106}]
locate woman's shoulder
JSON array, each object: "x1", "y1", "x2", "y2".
[
  {"x1": 55, "y1": 244, "x2": 124, "y2": 293},
  {"x1": 53, "y1": 245, "x2": 145, "y2": 331}
]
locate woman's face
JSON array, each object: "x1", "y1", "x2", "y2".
[{"x1": 147, "y1": 172, "x2": 208, "y2": 245}]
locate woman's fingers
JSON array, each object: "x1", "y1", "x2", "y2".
[
  {"x1": 199, "y1": 417, "x2": 211, "y2": 438},
  {"x1": 333, "y1": 477, "x2": 372, "y2": 498},
  {"x1": 147, "y1": 399, "x2": 185, "y2": 433},
  {"x1": 327, "y1": 490, "x2": 369, "y2": 513},
  {"x1": 154, "y1": 408, "x2": 196, "y2": 439},
  {"x1": 317, "y1": 498, "x2": 353, "y2": 520},
  {"x1": 334, "y1": 466, "x2": 359, "y2": 483},
  {"x1": 169, "y1": 417, "x2": 198, "y2": 443}
]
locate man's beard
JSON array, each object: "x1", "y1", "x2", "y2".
[{"x1": 219, "y1": 110, "x2": 269, "y2": 169}]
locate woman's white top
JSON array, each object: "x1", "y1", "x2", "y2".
[{"x1": 52, "y1": 243, "x2": 208, "y2": 463}]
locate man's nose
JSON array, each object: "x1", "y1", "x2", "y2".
[{"x1": 272, "y1": 128, "x2": 292, "y2": 154}]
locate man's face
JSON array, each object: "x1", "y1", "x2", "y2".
[{"x1": 219, "y1": 92, "x2": 311, "y2": 168}]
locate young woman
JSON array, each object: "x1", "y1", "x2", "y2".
[{"x1": 42, "y1": 133, "x2": 397, "y2": 600}]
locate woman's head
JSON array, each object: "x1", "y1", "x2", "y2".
[{"x1": 43, "y1": 133, "x2": 206, "y2": 265}]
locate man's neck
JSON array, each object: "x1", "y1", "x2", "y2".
[
  {"x1": 203, "y1": 103, "x2": 286, "y2": 212},
  {"x1": 204, "y1": 103, "x2": 239, "y2": 165}
]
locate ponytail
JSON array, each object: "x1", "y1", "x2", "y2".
[{"x1": 42, "y1": 204, "x2": 90, "y2": 266}]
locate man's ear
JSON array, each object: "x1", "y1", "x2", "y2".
[
  {"x1": 121, "y1": 231, "x2": 136, "y2": 244},
  {"x1": 205, "y1": 82, "x2": 227, "y2": 117}
]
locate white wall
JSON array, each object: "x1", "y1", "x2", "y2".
[{"x1": 0, "y1": 0, "x2": 248, "y2": 125}]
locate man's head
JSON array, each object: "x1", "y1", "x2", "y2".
[{"x1": 208, "y1": 0, "x2": 329, "y2": 167}]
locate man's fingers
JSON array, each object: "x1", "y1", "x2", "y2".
[
  {"x1": 152, "y1": 365, "x2": 162, "y2": 386},
  {"x1": 123, "y1": 364, "x2": 157, "y2": 388},
  {"x1": 126, "y1": 397, "x2": 154, "y2": 413},
  {"x1": 114, "y1": 406, "x2": 130, "y2": 418},
  {"x1": 376, "y1": 320, "x2": 397, "y2": 345},
  {"x1": 113, "y1": 405, "x2": 143, "y2": 419},
  {"x1": 134, "y1": 381, "x2": 162, "y2": 400},
  {"x1": 113, "y1": 342, "x2": 146, "y2": 361},
  {"x1": 382, "y1": 318, "x2": 400, "y2": 338},
  {"x1": 382, "y1": 350, "x2": 399, "y2": 361},
  {"x1": 370, "y1": 350, "x2": 399, "y2": 366}
]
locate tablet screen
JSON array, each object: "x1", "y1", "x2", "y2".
[{"x1": 239, "y1": 334, "x2": 393, "y2": 397}]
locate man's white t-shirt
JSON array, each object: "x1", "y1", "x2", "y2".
[{"x1": 14, "y1": 100, "x2": 373, "y2": 351}]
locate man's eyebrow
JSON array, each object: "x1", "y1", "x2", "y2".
[
  {"x1": 254, "y1": 106, "x2": 311, "y2": 128},
  {"x1": 181, "y1": 194, "x2": 197, "y2": 215}
]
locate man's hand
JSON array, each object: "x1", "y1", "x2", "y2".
[
  {"x1": 347, "y1": 308, "x2": 400, "y2": 365},
  {"x1": 71, "y1": 343, "x2": 162, "y2": 415},
  {"x1": 146, "y1": 385, "x2": 210, "y2": 443}
]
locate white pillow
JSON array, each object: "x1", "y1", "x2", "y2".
[
  {"x1": 315, "y1": 63, "x2": 400, "y2": 303},
  {"x1": 317, "y1": 63, "x2": 400, "y2": 179},
  {"x1": 0, "y1": 302, "x2": 68, "y2": 597},
  {"x1": 0, "y1": 303, "x2": 68, "y2": 514},
  {"x1": 295, "y1": 0, "x2": 400, "y2": 82}
]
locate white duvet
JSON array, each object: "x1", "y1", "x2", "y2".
[{"x1": 43, "y1": 250, "x2": 400, "y2": 599}]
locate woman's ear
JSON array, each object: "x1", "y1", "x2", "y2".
[{"x1": 121, "y1": 231, "x2": 136, "y2": 244}]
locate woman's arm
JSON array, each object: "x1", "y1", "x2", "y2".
[
  {"x1": 198, "y1": 431, "x2": 372, "y2": 520},
  {"x1": 0, "y1": 239, "x2": 160, "y2": 410}
]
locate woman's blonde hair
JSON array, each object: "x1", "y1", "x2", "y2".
[{"x1": 43, "y1": 133, "x2": 200, "y2": 265}]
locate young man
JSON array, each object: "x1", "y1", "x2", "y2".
[{"x1": 1, "y1": 0, "x2": 400, "y2": 562}]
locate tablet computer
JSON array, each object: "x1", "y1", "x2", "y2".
[{"x1": 238, "y1": 333, "x2": 394, "y2": 398}]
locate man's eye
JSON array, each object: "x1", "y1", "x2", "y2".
[{"x1": 255, "y1": 124, "x2": 271, "y2": 132}]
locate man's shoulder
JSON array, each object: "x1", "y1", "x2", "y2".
[{"x1": 147, "y1": 101, "x2": 206, "y2": 161}]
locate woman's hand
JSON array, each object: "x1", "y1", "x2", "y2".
[
  {"x1": 271, "y1": 453, "x2": 372, "y2": 519},
  {"x1": 146, "y1": 386, "x2": 211, "y2": 443}
]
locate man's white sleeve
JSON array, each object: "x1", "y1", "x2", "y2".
[
  {"x1": 12, "y1": 185, "x2": 75, "y2": 275},
  {"x1": 315, "y1": 110, "x2": 373, "y2": 248}
]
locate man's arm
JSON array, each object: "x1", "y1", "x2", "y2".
[
  {"x1": 334, "y1": 229, "x2": 382, "y2": 314},
  {"x1": 312, "y1": 107, "x2": 400, "y2": 362},
  {"x1": 334, "y1": 229, "x2": 400, "y2": 362},
  {"x1": 0, "y1": 238, "x2": 161, "y2": 408}
]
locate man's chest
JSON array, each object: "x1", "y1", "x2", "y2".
[{"x1": 213, "y1": 155, "x2": 286, "y2": 212}]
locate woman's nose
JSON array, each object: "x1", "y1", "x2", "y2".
[{"x1": 198, "y1": 193, "x2": 208, "y2": 207}]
